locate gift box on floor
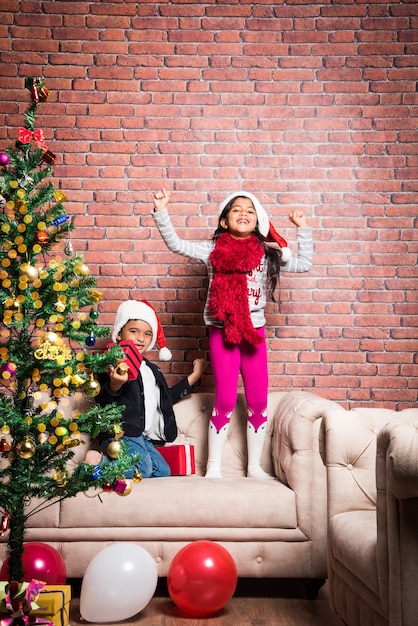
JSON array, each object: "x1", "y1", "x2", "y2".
[
  {"x1": 159, "y1": 443, "x2": 195, "y2": 475},
  {"x1": 31, "y1": 585, "x2": 71, "y2": 626}
]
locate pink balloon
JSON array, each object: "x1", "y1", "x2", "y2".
[
  {"x1": 168, "y1": 541, "x2": 237, "y2": 617},
  {"x1": 0, "y1": 542, "x2": 66, "y2": 583}
]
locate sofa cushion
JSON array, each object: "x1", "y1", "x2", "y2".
[
  {"x1": 329, "y1": 510, "x2": 378, "y2": 596},
  {"x1": 59, "y1": 476, "x2": 297, "y2": 530}
]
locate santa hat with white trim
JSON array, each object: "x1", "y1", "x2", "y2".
[
  {"x1": 219, "y1": 191, "x2": 292, "y2": 262},
  {"x1": 111, "y1": 299, "x2": 172, "y2": 361}
]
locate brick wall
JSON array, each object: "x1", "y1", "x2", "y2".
[{"x1": 0, "y1": 1, "x2": 417, "y2": 408}]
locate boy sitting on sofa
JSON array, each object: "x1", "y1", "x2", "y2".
[{"x1": 84, "y1": 299, "x2": 206, "y2": 478}]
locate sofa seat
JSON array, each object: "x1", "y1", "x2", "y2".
[{"x1": 1, "y1": 390, "x2": 338, "y2": 590}]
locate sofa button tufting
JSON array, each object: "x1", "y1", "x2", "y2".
[
  {"x1": 256, "y1": 556, "x2": 262, "y2": 563},
  {"x1": 155, "y1": 556, "x2": 162, "y2": 563},
  {"x1": 346, "y1": 463, "x2": 353, "y2": 470}
]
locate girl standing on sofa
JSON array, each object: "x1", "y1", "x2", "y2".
[{"x1": 152, "y1": 188, "x2": 313, "y2": 479}]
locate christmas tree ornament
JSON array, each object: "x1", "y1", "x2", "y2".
[
  {"x1": 0, "y1": 437, "x2": 12, "y2": 452},
  {"x1": 7, "y1": 299, "x2": 21, "y2": 312},
  {"x1": 116, "y1": 361, "x2": 129, "y2": 376},
  {"x1": 89, "y1": 308, "x2": 99, "y2": 320},
  {"x1": 117, "y1": 480, "x2": 132, "y2": 496},
  {"x1": 0, "y1": 512, "x2": 10, "y2": 536},
  {"x1": 20, "y1": 263, "x2": 38, "y2": 282},
  {"x1": 40, "y1": 330, "x2": 61, "y2": 346},
  {"x1": 112, "y1": 478, "x2": 129, "y2": 495},
  {"x1": 89, "y1": 289, "x2": 102, "y2": 303},
  {"x1": 85, "y1": 332, "x2": 96, "y2": 347},
  {"x1": 35, "y1": 230, "x2": 49, "y2": 245},
  {"x1": 53, "y1": 190, "x2": 67, "y2": 203},
  {"x1": 0, "y1": 362, "x2": 17, "y2": 379},
  {"x1": 0, "y1": 152, "x2": 10, "y2": 166},
  {"x1": 112, "y1": 423, "x2": 124, "y2": 440},
  {"x1": 87, "y1": 463, "x2": 103, "y2": 481},
  {"x1": 102, "y1": 482, "x2": 112, "y2": 492},
  {"x1": 41, "y1": 149, "x2": 56, "y2": 165},
  {"x1": 74, "y1": 262, "x2": 90, "y2": 276},
  {"x1": 55, "y1": 300, "x2": 66, "y2": 313},
  {"x1": 82, "y1": 373, "x2": 101, "y2": 397},
  {"x1": 16, "y1": 436, "x2": 36, "y2": 459},
  {"x1": 27, "y1": 76, "x2": 49, "y2": 104},
  {"x1": 132, "y1": 469, "x2": 142, "y2": 483},
  {"x1": 53, "y1": 470, "x2": 68, "y2": 487},
  {"x1": 61, "y1": 374, "x2": 72, "y2": 386},
  {"x1": 55, "y1": 425, "x2": 69, "y2": 439},
  {"x1": 51, "y1": 215, "x2": 70, "y2": 227},
  {"x1": 64, "y1": 241, "x2": 74, "y2": 256},
  {"x1": 71, "y1": 373, "x2": 85, "y2": 386},
  {"x1": 106, "y1": 440, "x2": 121, "y2": 459}
]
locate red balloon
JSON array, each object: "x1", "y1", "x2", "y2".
[
  {"x1": 0, "y1": 542, "x2": 66, "y2": 583},
  {"x1": 167, "y1": 540, "x2": 237, "y2": 617}
]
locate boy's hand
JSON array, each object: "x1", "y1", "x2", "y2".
[
  {"x1": 188, "y1": 358, "x2": 207, "y2": 387},
  {"x1": 152, "y1": 188, "x2": 170, "y2": 212},
  {"x1": 288, "y1": 210, "x2": 308, "y2": 228},
  {"x1": 108, "y1": 365, "x2": 129, "y2": 394}
]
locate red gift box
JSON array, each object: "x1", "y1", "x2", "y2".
[
  {"x1": 118, "y1": 340, "x2": 142, "y2": 380},
  {"x1": 159, "y1": 443, "x2": 195, "y2": 475}
]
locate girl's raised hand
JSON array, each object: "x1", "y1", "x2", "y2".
[
  {"x1": 152, "y1": 188, "x2": 170, "y2": 212},
  {"x1": 288, "y1": 210, "x2": 308, "y2": 228}
]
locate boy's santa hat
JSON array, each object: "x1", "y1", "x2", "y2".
[
  {"x1": 111, "y1": 300, "x2": 172, "y2": 361},
  {"x1": 219, "y1": 191, "x2": 292, "y2": 262}
]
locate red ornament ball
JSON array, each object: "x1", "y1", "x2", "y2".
[
  {"x1": 35, "y1": 231, "x2": 49, "y2": 245},
  {"x1": 168, "y1": 541, "x2": 237, "y2": 617}
]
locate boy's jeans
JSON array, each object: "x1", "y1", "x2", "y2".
[{"x1": 102, "y1": 435, "x2": 170, "y2": 479}]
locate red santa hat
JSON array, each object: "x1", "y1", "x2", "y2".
[
  {"x1": 111, "y1": 300, "x2": 172, "y2": 361},
  {"x1": 219, "y1": 191, "x2": 292, "y2": 262}
]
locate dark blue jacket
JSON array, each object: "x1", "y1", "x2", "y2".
[{"x1": 96, "y1": 358, "x2": 192, "y2": 444}]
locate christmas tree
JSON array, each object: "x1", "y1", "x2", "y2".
[{"x1": 0, "y1": 78, "x2": 139, "y2": 585}]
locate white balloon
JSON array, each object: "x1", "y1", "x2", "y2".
[{"x1": 80, "y1": 543, "x2": 158, "y2": 623}]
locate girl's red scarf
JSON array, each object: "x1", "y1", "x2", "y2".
[{"x1": 209, "y1": 233, "x2": 264, "y2": 345}]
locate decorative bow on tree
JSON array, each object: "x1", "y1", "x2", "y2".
[{"x1": 17, "y1": 128, "x2": 47, "y2": 150}]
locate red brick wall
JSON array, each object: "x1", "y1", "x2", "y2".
[{"x1": 1, "y1": 1, "x2": 417, "y2": 408}]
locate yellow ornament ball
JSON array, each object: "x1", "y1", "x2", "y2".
[
  {"x1": 106, "y1": 440, "x2": 121, "y2": 459},
  {"x1": 16, "y1": 436, "x2": 36, "y2": 459},
  {"x1": 82, "y1": 374, "x2": 101, "y2": 398}
]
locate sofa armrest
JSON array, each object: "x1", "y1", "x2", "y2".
[
  {"x1": 378, "y1": 421, "x2": 418, "y2": 500},
  {"x1": 270, "y1": 391, "x2": 339, "y2": 576},
  {"x1": 376, "y1": 419, "x2": 418, "y2": 625}
]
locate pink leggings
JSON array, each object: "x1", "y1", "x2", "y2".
[{"x1": 209, "y1": 326, "x2": 268, "y2": 433}]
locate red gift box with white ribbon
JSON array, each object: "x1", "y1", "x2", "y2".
[{"x1": 158, "y1": 443, "x2": 196, "y2": 475}]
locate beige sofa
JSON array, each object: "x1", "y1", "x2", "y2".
[
  {"x1": 320, "y1": 405, "x2": 418, "y2": 626},
  {"x1": 0, "y1": 390, "x2": 338, "y2": 597}
]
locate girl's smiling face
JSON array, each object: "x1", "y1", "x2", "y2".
[
  {"x1": 117, "y1": 319, "x2": 153, "y2": 354},
  {"x1": 220, "y1": 197, "x2": 258, "y2": 239}
]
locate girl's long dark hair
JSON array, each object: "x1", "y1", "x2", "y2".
[{"x1": 213, "y1": 199, "x2": 282, "y2": 301}]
